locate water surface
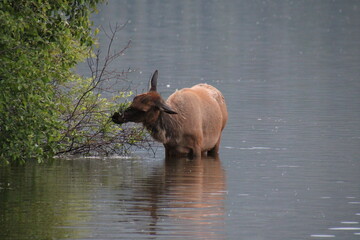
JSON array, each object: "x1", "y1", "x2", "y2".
[{"x1": 1, "y1": 0, "x2": 360, "y2": 239}]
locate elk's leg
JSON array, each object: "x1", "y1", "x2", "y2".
[
  {"x1": 180, "y1": 134, "x2": 201, "y2": 159},
  {"x1": 190, "y1": 137, "x2": 203, "y2": 159},
  {"x1": 165, "y1": 146, "x2": 180, "y2": 158},
  {"x1": 208, "y1": 135, "x2": 221, "y2": 156},
  {"x1": 192, "y1": 146, "x2": 202, "y2": 158}
]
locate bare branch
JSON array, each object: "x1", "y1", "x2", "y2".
[{"x1": 57, "y1": 23, "x2": 153, "y2": 157}]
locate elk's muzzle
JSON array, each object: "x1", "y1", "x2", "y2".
[{"x1": 111, "y1": 112, "x2": 125, "y2": 124}]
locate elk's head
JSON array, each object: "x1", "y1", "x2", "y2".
[{"x1": 112, "y1": 70, "x2": 177, "y2": 125}]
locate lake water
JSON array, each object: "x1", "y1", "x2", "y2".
[{"x1": 1, "y1": 0, "x2": 360, "y2": 239}]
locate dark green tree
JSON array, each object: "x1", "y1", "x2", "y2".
[{"x1": 0, "y1": 0, "x2": 103, "y2": 165}]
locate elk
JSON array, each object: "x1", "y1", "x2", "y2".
[{"x1": 112, "y1": 70, "x2": 228, "y2": 158}]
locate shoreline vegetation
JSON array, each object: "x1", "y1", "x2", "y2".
[{"x1": 0, "y1": 0, "x2": 149, "y2": 165}]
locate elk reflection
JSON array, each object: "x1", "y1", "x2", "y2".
[{"x1": 129, "y1": 156, "x2": 227, "y2": 238}]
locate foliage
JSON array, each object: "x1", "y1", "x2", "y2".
[
  {"x1": 56, "y1": 75, "x2": 148, "y2": 156},
  {"x1": 54, "y1": 23, "x2": 152, "y2": 156},
  {"x1": 0, "y1": 0, "x2": 148, "y2": 165}
]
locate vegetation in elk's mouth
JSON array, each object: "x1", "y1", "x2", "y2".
[
  {"x1": 116, "y1": 94, "x2": 132, "y2": 115},
  {"x1": 117, "y1": 103, "x2": 129, "y2": 114}
]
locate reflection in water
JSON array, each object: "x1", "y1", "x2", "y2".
[
  {"x1": 128, "y1": 156, "x2": 227, "y2": 239},
  {"x1": 0, "y1": 157, "x2": 226, "y2": 240},
  {"x1": 0, "y1": 161, "x2": 94, "y2": 240}
]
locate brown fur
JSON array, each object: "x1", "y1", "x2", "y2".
[{"x1": 112, "y1": 71, "x2": 228, "y2": 158}]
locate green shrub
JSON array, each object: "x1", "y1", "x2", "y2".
[{"x1": 0, "y1": 0, "x2": 147, "y2": 165}]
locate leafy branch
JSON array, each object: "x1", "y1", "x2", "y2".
[{"x1": 56, "y1": 23, "x2": 153, "y2": 156}]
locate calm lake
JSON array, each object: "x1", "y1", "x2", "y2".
[{"x1": 1, "y1": 0, "x2": 360, "y2": 239}]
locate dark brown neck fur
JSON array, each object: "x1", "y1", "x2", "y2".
[{"x1": 144, "y1": 110, "x2": 180, "y2": 144}]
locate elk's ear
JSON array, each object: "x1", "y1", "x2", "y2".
[
  {"x1": 157, "y1": 101, "x2": 177, "y2": 114},
  {"x1": 149, "y1": 70, "x2": 158, "y2": 92}
]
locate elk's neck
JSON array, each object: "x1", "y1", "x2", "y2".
[{"x1": 144, "y1": 111, "x2": 179, "y2": 144}]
